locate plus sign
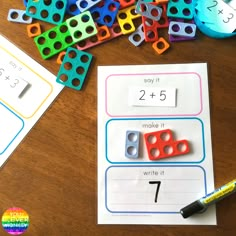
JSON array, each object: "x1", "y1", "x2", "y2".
[
  {"x1": 150, "y1": 92, "x2": 156, "y2": 98},
  {"x1": 218, "y1": 9, "x2": 223, "y2": 14}
]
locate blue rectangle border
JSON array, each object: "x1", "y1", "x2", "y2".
[
  {"x1": 0, "y1": 102, "x2": 24, "y2": 155},
  {"x1": 105, "y1": 165, "x2": 207, "y2": 214},
  {"x1": 105, "y1": 117, "x2": 206, "y2": 164}
]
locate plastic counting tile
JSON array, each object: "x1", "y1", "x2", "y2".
[
  {"x1": 167, "y1": 0, "x2": 194, "y2": 20},
  {"x1": 76, "y1": 23, "x2": 122, "y2": 50},
  {"x1": 90, "y1": 0, "x2": 120, "y2": 27},
  {"x1": 76, "y1": 0, "x2": 102, "y2": 13},
  {"x1": 34, "y1": 22, "x2": 74, "y2": 59},
  {"x1": 154, "y1": 4, "x2": 169, "y2": 29},
  {"x1": 8, "y1": 9, "x2": 32, "y2": 24},
  {"x1": 117, "y1": 5, "x2": 141, "y2": 34},
  {"x1": 27, "y1": 23, "x2": 41, "y2": 38},
  {"x1": 77, "y1": 24, "x2": 111, "y2": 48},
  {"x1": 125, "y1": 131, "x2": 140, "y2": 159},
  {"x1": 66, "y1": 0, "x2": 81, "y2": 15},
  {"x1": 141, "y1": 4, "x2": 168, "y2": 42},
  {"x1": 128, "y1": 24, "x2": 146, "y2": 47},
  {"x1": 142, "y1": 17, "x2": 159, "y2": 42},
  {"x1": 168, "y1": 18, "x2": 196, "y2": 42},
  {"x1": 136, "y1": 1, "x2": 162, "y2": 22},
  {"x1": 144, "y1": 129, "x2": 190, "y2": 160},
  {"x1": 26, "y1": 0, "x2": 67, "y2": 25},
  {"x1": 56, "y1": 47, "x2": 93, "y2": 90},
  {"x1": 169, "y1": 33, "x2": 195, "y2": 42},
  {"x1": 152, "y1": 37, "x2": 170, "y2": 54},
  {"x1": 119, "y1": 0, "x2": 136, "y2": 9},
  {"x1": 168, "y1": 21, "x2": 196, "y2": 37},
  {"x1": 66, "y1": 11, "x2": 98, "y2": 43},
  {"x1": 56, "y1": 51, "x2": 66, "y2": 64},
  {"x1": 96, "y1": 25, "x2": 111, "y2": 41}
]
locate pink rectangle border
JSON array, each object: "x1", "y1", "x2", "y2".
[{"x1": 105, "y1": 72, "x2": 203, "y2": 117}]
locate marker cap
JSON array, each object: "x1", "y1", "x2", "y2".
[{"x1": 180, "y1": 200, "x2": 205, "y2": 218}]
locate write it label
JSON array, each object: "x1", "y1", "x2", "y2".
[
  {"x1": 196, "y1": 0, "x2": 236, "y2": 33},
  {"x1": 0, "y1": 65, "x2": 29, "y2": 98},
  {"x1": 128, "y1": 87, "x2": 176, "y2": 107}
]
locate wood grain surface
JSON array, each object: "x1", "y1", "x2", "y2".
[{"x1": 0, "y1": 1, "x2": 236, "y2": 235}]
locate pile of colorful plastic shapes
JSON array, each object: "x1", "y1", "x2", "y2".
[{"x1": 7, "y1": 0, "x2": 199, "y2": 90}]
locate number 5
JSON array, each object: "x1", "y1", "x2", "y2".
[{"x1": 160, "y1": 90, "x2": 166, "y2": 101}]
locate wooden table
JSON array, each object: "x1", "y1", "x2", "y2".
[{"x1": 0, "y1": 1, "x2": 236, "y2": 235}]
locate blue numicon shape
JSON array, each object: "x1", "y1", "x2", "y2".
[
  {"x1": 26, "y1": 0, "x2": 67, "y2": 25},
  {"x1": 56, "y1": 47, "x2": 93, "y2": 90},
  {"x1": 125, "y1": 131, "x2": 140, "y2": 159}
]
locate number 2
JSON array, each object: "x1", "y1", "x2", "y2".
[
  {"x1": 207, "y1": 1, "x2": 218, "y2": 11},
  {"x1": 149, "y1": 181, "x2": 161, "y2": 203},
  {"x1": 139, "y1": 90, "x2": 145, "y2": 100}
]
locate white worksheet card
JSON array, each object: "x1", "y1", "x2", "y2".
[
  {"x1": 0, "y1": 35, "x2": 64, "y2": 167},
  {"x1": 97, "y1": 63, "x2": 216, "y2": 225}
]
